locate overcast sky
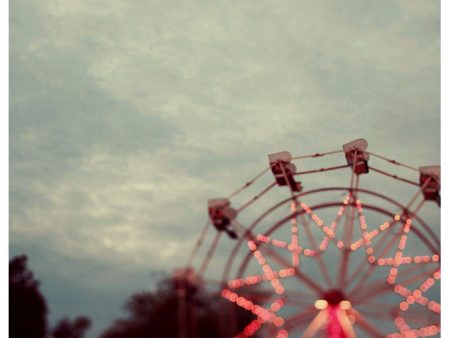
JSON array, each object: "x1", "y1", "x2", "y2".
[{"x1": 10, "y1": 1, "x2": 440, "y2": 336}]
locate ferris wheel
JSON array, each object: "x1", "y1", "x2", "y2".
[{"x1": 176, "y1": 139, "x2": 440, "y2": 338}]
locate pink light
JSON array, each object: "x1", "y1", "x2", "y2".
[
  {"x1": 300, "y1": 202, "x2": 311, "y2": 214},
  {"x1": 272, "y1": 239, "x2": 288, "y2": 248},
  {"x1": 304, "y1": 249, "x2": 313, "y2": 256},
  {"x1": 387, "y1": 267, "x2": 398, "y2": 283},
  {"x1": 273, "y1": 317, "x2": 284, "y2": 327},
  {"x1": 262, "y1": 264, "x2": 271, "y2": 273},
  {"x1": 276, "y1": 330, "x2": 288, "y2": 338},
  {"x1": 271, "y1": 302, "x2": 282, "y2": 312},
  {"x1": 256, "y1": 234, "x2": 270, "y2": 243},
  {"x1": 228, "y1": 279, "x2": 245, "y2": 288}
]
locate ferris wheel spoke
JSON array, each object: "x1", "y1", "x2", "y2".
[
  {"x1": 198, "y1": 231, "x2": 222, "y2": 275},
  {"x1": 243, "y1": 234, "x2": 323, "y2": 295},
  {"x1": 350, "y1": 282, "x2": 392, "y2": 304},
  {"x1": 344, "y1": 201, "x2": 390, "y2": 290},
  {"x1": 357, "y1": 226, "x2": 410, "y2": 289},
  {"x1": 356, "y1": 301, "x2": 396, "y2": 311},
  {"x1": 338, "y1": 249, "x2": 352, "y2": 290},
  {"x1": 351, "y1": 267, "x2": 430, "y2": 302},
  {"x1": 290, "y1": 201, "x2": 301, "y2": 267},
  {"x1": 374, "y1": 226, "x2": 403, "y2": 259},
  {"x1": 353, "y1": 216, "x2": 404, "y2": 251},
  {"x1": 400, "y1": 261, "x2": 439, "y2": 276},
  {"x1": 356, "y1": 305, "x2": 396, "y2": 321},
  {"x1": 300, "y1": 201, "x2": 339, "y2": 249},
  {"x1": 226, "y1": 286, "x2": 317, "y2": 304},
  {"x1": 336, "y1": 309, "x2": 357, "y2": 338},
  {"x1": 368, "y1": 166, "x2": 421, "y2": 187},
  {"x1": 186, "y1": 220, "x2": 211, "y2": 267},
  {"x1": 396, "y1": 266, "x2": 440, "y2": 288},
  {"x1": 353, "y1": 197, "x2": 428, "y2": 290},
  {"x1": 347, "y1": 222, "x2": 396, "y2": 291},
  {"x1": 351, "y1": 265, "x2": 438, "y2": 303},
  {"x1": 346, "y1": 224, "x2": 403, "y2": 295},
  {"x1": 279, "y1": 290, "x2": 317, "y2": 307},
  {"x1": 396, "y1": 265, "x2": 437, "y2": 288},
  {"x1": 387, "y1": 324, "x2": 441, "y2": 338},
  {"x1": 283, "y1": 307, "x2": 317, "y2": 331},
  {"x1": 393, "y1": 263, "x2": 438, "y2": 286},
  {"x1": 236, "y1": 182, "x2": 277, "y2": 213},
  {"x1": 259, "y1": 245, "x2": 324, "y2": 295},
  {"x1": 405, "y1": 177, "x2": 431, "y2": 211},
  {"x1": 344, "y1": 173, "x2": 359, "y2": 247},
  {"x1": 366, "y1": 151, "x2": 419, "y2": 172},
  {"x1": 318, "y1": 198, "x2": 349, "y2": 251},
  {"x1": 400, "y1": 308, "x2": 440, "y2": 324},
  {"x1": 298, "y1": 213, "x2": 333, "y2": 288},
  {"x1": 284, "y1": 290, "x2": 318, "y2": 298},
  {"x1": 349, "y1": 308, "x2": 385, "y2": 338},
  {"x1": 345, "y1": 253, "x2": 375, "y2": 290},
  {"x1": 293, "y1": 164, "x2": 350, "y2": 176},
  {"x1": 232, "y1": 289, "x2": 282, "y2": 301},
  {"x1": 299, "y1": 309, "x2": 328, "y2": 338},
  {"x1": 338, "y1": 175, "x2": 360, "y2": 289},
  {"x1": 283, "y1": 297, "x2": 316, "y2": 307},
  {"x1": 226, "y1": 166, "x2": 273, "y2": 199},
  {"x1": 291, "y1": 149, "x2": 343, "y2": 160},
  {"x1": 352, "y1": 302, "x2": 398, "y2": 323}
]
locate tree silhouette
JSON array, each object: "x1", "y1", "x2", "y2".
[
  {"x1": 100, "y1": 276, "x2": 258, "y2": 338},
  {"x1": 9, "y1": 255, "x2": 48, "y2": 338},
  {"x1": 51, "y1": 316, "x2": 92, "y2": 338},
  {"x1": 9, "y1": 255, "x2": 92, "y2": 338}
]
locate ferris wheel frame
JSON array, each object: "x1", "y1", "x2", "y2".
[{"x1": 179, "y1": 139, "x2": 440, "y2": 338}]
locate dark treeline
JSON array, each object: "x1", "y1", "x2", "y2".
[
  {"x1": 9, "y1": 255, "x2": 256, "y2": 338},
  {"x1": 9, "y1": 255, "x2": 91, "y2": 338},
  {"x1": 99, "y1": 274, "x2": 257, "y2": 338}
]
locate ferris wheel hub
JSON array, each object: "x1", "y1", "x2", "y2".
[{"x1": 321, "y1": 289, "x2": 347, "y2": 306}]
